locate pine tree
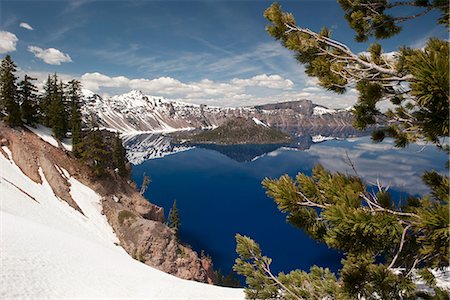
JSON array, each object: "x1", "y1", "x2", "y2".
[
  {"x1": 66, "y1": 79, "x2": 82, "y2": 157},
  {"x1": 40, "y1": 75, "x2": 53, "y2": 126},
  {"x1": 18, "y1": 75, "x2": 39, "y2": 125},
  {"x1": 49, "y1": 76, "x2": 67, "y2": 140},
  {"x1": 263, "y1": 3, "x2": 449, "y2": 147},
  {"x1": 234, "y1": 2, "x2": 449, "y2": 299},
  {"x1": 113, "y1": 132, "x2": 127, "y2": 177},
  {"x1": 167, "y1": 200, "x2": 180, "y2": 238},
  {"x1": 0, "y1": 55, "x2": 21, "y2": 126},
  {"x1": 81, "y1": 128, "x2": 109, "y2": 177}
]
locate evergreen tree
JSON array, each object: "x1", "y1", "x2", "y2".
[
  {"x1": 337, "y1": 0, "x2": 448, "y2": 42},
  {"x1": 18, "y1": 75, "x2": 39, "y2": 125},
  {"x1": 81, "y1": 128, "x2": 109, "y2": 177},
  {"x1": 234, "y1": 2, "x2": 449, "y2": 299},
  {"x1": 40, "y1": 75, "x2": 53, "y2": 126},
  {"x1": 49, "y1": 77, "x2": 67, "y2": 140},
  {"x1": 113, "y1": 132, "x2": 127, "y2": 177},
  {"x1": 66, "y1": 79, "x2": 82, "y2": 157},
  {"x1": 0, "y1": 55, "x2": 21, "y2": 126},
  {"x1": 167, "y1": 200, "x2": 180, "y2": 238},
  {"x1": 263, "y1": 2, "x2": 449, "y2": 147}
]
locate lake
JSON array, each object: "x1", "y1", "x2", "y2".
[{"x1": 129, "y1": 135, "x2": 447, "y2": 280}]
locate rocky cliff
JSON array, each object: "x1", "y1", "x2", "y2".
[{"x1": 0, "y1": 122, "x2": 215, "y2": 284}]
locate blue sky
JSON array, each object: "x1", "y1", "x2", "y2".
[{"x1": 0, "y1": 0, "x2": 447, "y2": 107}]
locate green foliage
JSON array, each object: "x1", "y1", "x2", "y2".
[
  {"x1": 118, "y1": 210, "x2": 136, "y2": 226},
  {"x1": 264, "y1": 3, "x2": 449, "y2": 148},
  {"x1": 66, "y1": 80, "x2": 82, "y2": 157},
  {"x1": 234, "y1": 234, "x2": 340, "y2": 299},
  {"x1": 40, "y1": 74, "x2": 68, "y2": 140},
  {"x1": 235, "y1": 164, "x2": 449, "y2": 298},
  {"x1": 50, "y1": 79, "x2": 68, "y2": 140},
  {"x1": 80, "y1": 128, "x2": 109, "y2": 177},
  {"x1": 0, "y1": 55, "x2": 21, "y2": 126},
  {"x1": 167, "y1": 200, "x2": 180, "y2": 237},
  {"x1": 255, "y1": 2, "x2": 450, "y2": 299},
  {"x1": 113, "y1": 133, "x2": 127, "y2": 177},
  {"x1": 340, "y1": 254, "x2": 416, "y2": 299},
  {"x1": 18, "y1": 75, "x2": 39, "y2": 125},
  {"x1": 337, "y1": 0, "x2": 448, "y2": 42},
  {"x1": 189, "y1": 117, "x2": 291, "y2": 145}
]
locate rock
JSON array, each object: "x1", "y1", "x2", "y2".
[{"x1": 102, "y1": 198, "x2": 213, "y2": 283}]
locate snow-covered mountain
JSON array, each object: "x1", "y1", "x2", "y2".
[{"x1": 81, "y1": 89, "x2": 353, "y2": 134}]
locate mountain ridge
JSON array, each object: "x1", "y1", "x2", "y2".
[{"x1": 81, "y1": 89, "x2": 354, "y2": 134}]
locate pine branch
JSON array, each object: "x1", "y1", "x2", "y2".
[
  {"x1": 249, "y1": 248, "x2": 303, "y2": 300},
  {"x1": 360, "y1": 192, "x2": 418, "y2": 218},
  {"x1": 285, "y1": 23, "x2": 399, "y2": 76},
  {"x1": 388, "y1": 224, "x2": 411, "y2": 269}
]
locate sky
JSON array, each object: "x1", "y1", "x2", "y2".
[{"x1": 0, "y1": 0, "x2": 447, "y2": 108}]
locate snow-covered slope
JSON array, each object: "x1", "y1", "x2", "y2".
[
  {"x1": 0, "y1": 145, "x2": 243, "y2": 299},
  {"x1": 81, "y1": 89, "x2": 353, "y2": 134},
  {"x1": 122, "y1": 133, "x2": 194, "y2": 165},
  {"x1": 25, "y1": 124, "x2": 72, "y2": 151}
]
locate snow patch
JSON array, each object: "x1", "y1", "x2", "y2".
[
  {"x1": 311, "y1": 135, "x2": 338, "y2": 143},
  {"x1": 2, "y1": 145, "x2": 13, "y2": 160},
  {"x1": 313, "y1": 106, "x2": 337, "y2": 116},
  {"x1": 25, "y1": 124, "x2": 59, "y2": 147},
  {"x1": 252, "y1": 117, "x2": 268, "y2": 127}
]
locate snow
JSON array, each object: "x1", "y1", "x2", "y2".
[
  {"x1": 0, "y1": 148, "x2": 244, "y2": 299},
  {"x1": 24, "y1": 124, "x2": 72, "y2": 151},
  {"x1": 122, "y1": 133, "x2": 194, "y2": 164},
  {"x1": 311, "y1": 135, "x2": 338, "y2": 143},
  {"x1": 1, "y1": 145, "x2": 13, "y2": 160},
  {"x1": 313, "y1": 106, "x2": 337, "y2": 116},
  {"x1": 25, "y1": 124, "x2": 59, "y2": 147},
  {"x1": 252, "y1": 117, "x2": 268, "y2": 127}
]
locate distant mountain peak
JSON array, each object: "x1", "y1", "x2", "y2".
[{"x1": 80, "y1": 90, "x2": 354, "y2": 134}]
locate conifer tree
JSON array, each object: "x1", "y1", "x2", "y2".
[
  {"x1": 234, "y1": 2, "x2": 449, "y2": 299},
  {"x1": 113, "y1": 132, "x2": 127, "y2": 177},
  {"x1": 18, "y1": 75, "x2": 39, "y2": 125},
  {"x1": 40, "y1": 75, "x2": 53, "y2": 126},
  {"x1": 49, "y1": 77, "x2": 67, "y2": 140},
  {"x1": 263, "y1": 2, "x2": 449, "y2": 147},
  {"x1": 81, "y1": 128, "x2": 109, "y2": 177},
  {"x1": 0, "y1": 55, "x2": 21, "y2": 126},
  {"x1": 167, "y1": 200, "x2": 180, "y2": 238},
  {"x1": 66, "y1": 79, "x2": 82, "y2": 157}
]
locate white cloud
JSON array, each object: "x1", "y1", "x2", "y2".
[
  {"x1": 231, "y1": 74, "x2": 293, "y2": 89},
  {"x1": 302, "y1": 86, "x2": 321, "y2": 92},
  {"x1": 0, "y1": 31, "x2": 18, "y2": 53},
  {"x1": 80, "y1": 72, "x2": 297, "y2": 106},
  {"x1": 28, "y1": 46, "x2": 72, "y2": 65},
  {"x1": 22, "y1": 68, "x2": 358, "y2": 108},
  {"x1": 19, "y1": 22, "x2": 34, "y2": 30}
]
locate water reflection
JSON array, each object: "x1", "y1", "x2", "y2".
[{"x1": 130, "y1": 134, "x2": 447, "y2": 278}]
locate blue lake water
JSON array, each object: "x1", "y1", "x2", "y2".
[{"x1": 130, "y1": 136, "x2": 447, "y2": 279}]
